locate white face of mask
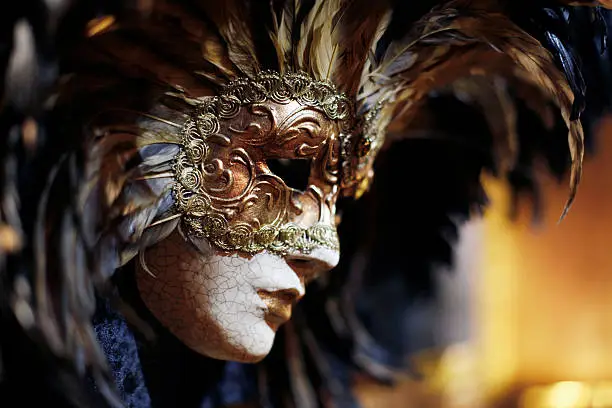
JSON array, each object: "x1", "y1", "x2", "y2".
[{"x1": 136, "y1": 229, "x2": 339, "y2": 362}]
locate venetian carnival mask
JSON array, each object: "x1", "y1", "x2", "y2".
[
  {"x1": 57, "y1": 0, "x2": 581, "y2": 366},
  {"x1": 173, "y1": 72, "x2": 351, "y2": 255},
  {"x1": 134, "y1": 72, "x2": 364, "y2": 361},
  {"x1": 54, "y1": 0, "x2": 395, "y2": 364},
  {"x1": 2, "y1": 1, "x2": 608, "y2": 407}
]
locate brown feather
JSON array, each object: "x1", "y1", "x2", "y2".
[
  {"x1": 139, "y1": 1, "x2": 241, "y2": 84},
  {"x1": 87, "y1": 33, "x2": 213, "y2": 97},
  {"x1": 360, "y1": 1, "x2": 583, "y2": 219},
  {"x1": 558, "y1": 0, "x2": 612, "y2": 7},
  {"x1": 332, "y1": 0, "x2": 391, "y2": 95},
  {"x1": 296, "y1": 0, "x2": 348, "y2": 81},
  {"x1": 448, "y1": 76, "x2": 519, "y2": 175},
  {"x1": 270, "y1": 0, "x2": 301, "y2": 72},
  {"x1": 194, "y1": 0, "x2": 261, "y2": 77}
]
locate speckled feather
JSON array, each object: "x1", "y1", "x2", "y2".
[{"x1": 0, "y1": 1, "x2": 611, "y2": 408}]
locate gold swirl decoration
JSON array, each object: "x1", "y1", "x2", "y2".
[
  {"x1": 173, "y1": 71, "x2": 347, "y2": 255},
  {"x1": 196, "y1": 70, "x2": 353, "y2": 123}
]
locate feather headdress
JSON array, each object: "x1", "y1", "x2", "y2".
[{"x1": 1, "y1": 0, "x2": 611, "y2": 407}]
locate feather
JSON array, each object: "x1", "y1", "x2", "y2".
[
  {"x1": 150, "y1": 1, "x2": 240, "y2": 82},
  {"x1": 447, "y1": 75, "x2": 519, "y2": 175},
  {"x1": 558, "y1": 0, "x2": 612, "y2": 7},
  {"x1": 33, "y1": 158, "x2": 67, "y2": 357},
  {"x1": 511, "y1": 7, "x2": 587, "y2": 121},
  {"x1": 270, "y1": 0, "x2": 301, "y2": 72},
  {"x1": 87, "y1": 33, "x2": 213, "y2": 97},
  {"x1": 3, "y1": 1, "x2": 610, "y2": 407},
  {"x1": 296, "y1": 0, "x2": 344, "y2": 81},
  {"x1": 360, "y1": 1, "x2": 583, "y2": 219},
  {"x1": 358, "y1": 9, "x2": 393, "y2": 96},
  {"x1": 0, "y1": 131, "x2": 24, "y2": 255},
  {"x1": 139, "y1": 213, "x2": 180, "y2": 250},
  {"x1": 283, "y1": 321, "x2": 319, "y2": 408},
  {"x1": 59, "y1": 209, "x2": 98, "y2": 378},
  {"x1": 332, "y1": 0, "x2": 392, "y2": 95},
  {"x1": 194, "y1": 0, "x2": 261, "y2": 77}
]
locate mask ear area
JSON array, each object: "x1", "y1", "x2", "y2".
[{"x1": 266, "y1": 158, "x2": 312, "y2": 192}]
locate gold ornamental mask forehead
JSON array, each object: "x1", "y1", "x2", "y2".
[{"x1": 173, "y1": 71, "x2": 357, "y2": 255}]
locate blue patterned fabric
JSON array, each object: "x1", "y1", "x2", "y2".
[
  {"x1": 92, "y1": 301, "x2": 151, "y2": 408},
  {"x1": 91, "y1": 299, "x2": 258, "y2": 408}
]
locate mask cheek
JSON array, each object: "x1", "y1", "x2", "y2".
[
  {"x1": 135, "y1": 230, "x2": 274, "y2": 362},
  {"x1": 287, "y1": 191, "x2": 322, "y2": 225},
  {"x1": 230, "y1": 172, "x2": 289, "y2": 227}
]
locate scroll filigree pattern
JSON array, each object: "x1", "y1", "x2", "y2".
[{"x1": 173, "y1": 71, "x2": 352, "y2": 255}]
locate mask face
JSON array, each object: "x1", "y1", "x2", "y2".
[
  {"x1": 136, "y1": 72, "x2": 348, "y2": 362},
  {"x1": 136, "y1": 230, "x2": 339, "y2": 362},
  {"x1": 174, "y1": 97, "x2": 342, "y2": 255}
]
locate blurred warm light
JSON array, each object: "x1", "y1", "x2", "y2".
[
  {"x1": 0, "y1": 224, "x2": 21, "y2": 253},
  {"x1": 592, "y1": 382, "x2": 612, "y2": 407},
  {"x1": 478, "y1": 174, "x2": 518, "y2": 403},
  {"x1": 412, "y1": 343, "x2": 482, "y2": 408},
  {"x1": 86, "y1": 15, "x2": 115, "y2": 37},
  {"x1": 518, "y1": 381, "x2": 612, "y2": 408},
  {"x1": 475, "y1": 118, "x2": 612, "y2": 407},
  {"x1": 21, "y1": 117, "x2": 37, "y2": 151},
  {"x1": 549, "y1": 382, "x2": 591, "y2": 407},
  {"x1": 358, "y1": 118, "x2": 612, "y2": 407}
]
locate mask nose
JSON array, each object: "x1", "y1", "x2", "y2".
[{"x1": 285, "y1": 246, "x2": 340, "y2": 284}]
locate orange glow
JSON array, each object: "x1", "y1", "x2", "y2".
[
  {"x1": 86, "y1": 15, "x2": 115, "y2": 37},
  {"x1": 478, "y1": 175, "x2": 519, "y2": 403},
  {"x1": 519, "y1": 381, "x2": 612, "y2": 408},
  {"x1": 357, "y1": 119, "x2": 612, "y2": 407},
  {"x1": 480, "y1": 118, "x2": 612, "y2": 404}
]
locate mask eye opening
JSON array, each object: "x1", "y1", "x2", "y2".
[{"x1": 266, "y1": 158, "x2": 312, "y2": 193}]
